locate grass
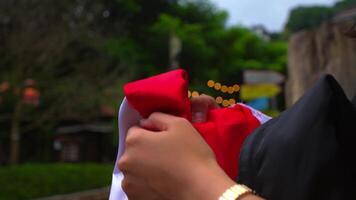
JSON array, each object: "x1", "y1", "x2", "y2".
[{"x1": 0, "y1": 163, "x2": 113, "y2": 200}]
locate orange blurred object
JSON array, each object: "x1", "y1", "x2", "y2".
[
  {"x1": 23, "y1": 87, "x2": 40, "y2": 105},
  {"x1": 0, "y1": 81, "x2": 10, "y2": 92},
  {"x1": 191, "y1": 91, "x2": 199, "y2": 97}
]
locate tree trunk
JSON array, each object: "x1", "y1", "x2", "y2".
[
  {"x1": 9, "y1": 101, "x2": 22, "y2": 164},
  {"x1": 169, "y1": 33, "x2": 181, "y2": 69}
]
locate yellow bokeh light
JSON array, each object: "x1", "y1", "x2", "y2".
[
  {"x1": 188, "y1": 90, "x2": 191, "y2": 98},
  {"x1": 221, "y1": 85, "x2": 228, "y2": 93},
  {"x1": 233, "y1": 84, "x2": 240, "y2": 92},
  {"x1": 215, "y1": 96, "x2": 223, "y2": 104},
  {"x1": 207, "y1": 80, "x2": 215, "y2": 88},
  {"x1": 222, "y1": 100, "x2": 229, "y2": 107},
  {"x1": 228, "y1": 87, "x2": 234, "y2": 94},
  {"x1": 191, "y1": 91, "x2": 199, "y2": 97},
  {"x1": 229, "y1": 98, "x2": 236, "y2": 105},
  {"x1": 214, "y1": 82, "x2": 221, "y2": 90}
]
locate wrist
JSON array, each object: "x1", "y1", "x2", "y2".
[{"x1": 182, "y1": 160, "x2": 235, "y2": 200}]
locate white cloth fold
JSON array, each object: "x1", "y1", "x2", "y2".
[{"x1": 109, "y1": 98, "x2": 141, "y2": 200}]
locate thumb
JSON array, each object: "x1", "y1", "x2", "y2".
[{"x1": 140, "y1": 112, "x2": 177, "y2": 131}]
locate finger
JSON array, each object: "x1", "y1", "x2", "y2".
[
  {"x1": 121, "y1": 173, "x2": 145, "y2": 198},
  {"x1": 140, "y1": 112, "x2": 178, "y2": 131},
  {"x1": 126, "y1": 126, "x2": 152, "y2": 146},
  {"x1": 120, "y1": 127, "x2": 152, "y2": 173},
  {"x1": 139, "y1": 119, "x2": 161, "y2": 132},
  {"x1": 201, "y1": 94, "x2": 220, "y2": 109},
  {"x1": 118, "y1": 146, "x2": 147, "y2": 175},
  {"x1": 191, "y1": 94, "x2": 218, "y2": 123},
  {"x1": 122, "y1": 173, "x2": 162, "y2": 200},
  {"x1": 117, "y1": 154, "x2": 130, "y2": 173},
  {"x1": 191, "y1": 94, "x2": 219, "y2": 110}
]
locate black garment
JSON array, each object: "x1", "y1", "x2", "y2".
[{"x1": 238, "y1": 75, "x2": 356, "y2": 200}]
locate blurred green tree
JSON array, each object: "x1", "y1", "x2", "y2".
[
  {"x1": 0, "y1": 0, "x2": 287, "y2": 164},
  {"x1": 334, "y1": 0, "x2": 356, "y2": 12},
  {"x1": 285, "y1": 0, "x2": 356, "y2": 34},
  {"x1": 0, "y1": 0, "x2": 137, "y2": 164},
  {"x1": 285, "y1": 6, "x2": 334, "y2": 33}
]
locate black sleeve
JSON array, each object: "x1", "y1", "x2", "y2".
[{"x1": 238, "y1": 74, "x2": 356, "y2": 200}]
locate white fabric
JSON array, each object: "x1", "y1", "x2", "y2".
[
  {"x1": 109, "y1": 98, "x2": 142, "y2": 200},
  {"x1": 237, "y1": 103, "x2": 272, "y2": 124},
  {"x1": 109, "y1": 100, "x2": 271, "y2": 200}
]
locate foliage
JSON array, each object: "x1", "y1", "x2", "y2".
[
  {"x1": 285, "y1": 6, "x2": 334, "y2": 33},
  {"x1": 285, "y1": 0, "x2": 356, "y2": 33},
  {"x1": 0, "y1": 0, "x2": 287, "y2": 163},
  {"x1": 0, "y1": 163, "x2": 113, "y2": 200},
  {"x1": 334, "y1": 0, "x2": 356, "y2": 13},
  {"x1": 0, "y1": 0, "x2": 287, "y2": 119}
]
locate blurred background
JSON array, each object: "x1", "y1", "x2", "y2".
[{"x1": 0, "y1": 0, "x2": 355, "y2": 199}]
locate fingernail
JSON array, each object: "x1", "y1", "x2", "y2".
[{"x1": 193, "y1": 112, "x2": 206, "y2": 123}]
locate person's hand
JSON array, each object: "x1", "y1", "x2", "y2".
[
  {"x1": 118, "y1": 112, "x2": 235, "y2": 200},
  {"x1": 191, "y1": 94, "x2": 219, "y2": 123}
]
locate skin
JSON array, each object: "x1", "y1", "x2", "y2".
[
  {"x1": 118, "y1": 95, "x2": 263, "y2": 200},
  {"x1": 190, "y1": 94, "x2": 220, "y2": 123}
]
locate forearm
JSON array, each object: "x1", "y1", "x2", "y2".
[{"x1": 183, "y1": 161, "x2": 263, "y2": 200}]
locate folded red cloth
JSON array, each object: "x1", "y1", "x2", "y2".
[{"x1": 124, "y1": 69, "x2": 261, "y2": 179}]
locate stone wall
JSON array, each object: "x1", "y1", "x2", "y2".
[{"x1": 286, "y1": 22, "x2": 356, "y2": 106}]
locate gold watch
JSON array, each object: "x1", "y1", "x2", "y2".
[{"x1": 219, "y1": 184, "x2": 254, "y2": 200}]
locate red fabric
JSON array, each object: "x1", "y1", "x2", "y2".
[{"x1": 123, "y1": 69, "x2": 260, "y2": 179}]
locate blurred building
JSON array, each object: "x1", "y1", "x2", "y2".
[
  {"x1": 251, "y1": 25, "x2": 271, "y2": 41},
  {"x1": 52, "y1": 105, "x2": 116, "y2": 163},
  {"x1": 54, "y1": 121, "x2": 113, "y2": 162}
]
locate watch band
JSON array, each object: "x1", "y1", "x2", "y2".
[{"x1": 219, "y1": 184, "x2": 254, "y2": 200}]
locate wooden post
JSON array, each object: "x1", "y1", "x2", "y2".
[
  {"x1": 169, "y1": 33, "x2": 182, "y2": 69},
  {"x1": 9, "y1": 101, "x2": 22, "y2": 164}
]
